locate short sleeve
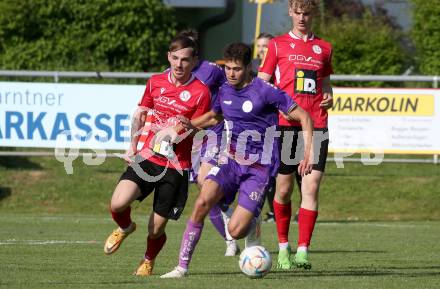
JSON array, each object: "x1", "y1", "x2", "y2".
[
  {"x1": 138, "y1": 79, "x2": 154, "y2": 108},
  {"x1": 258, "y1": 38, "x2": 277, "y2": 76},
  {"x1": 192, "y1": 87, "x2": 212, "y2": 119},
  {"x1": 263, "y1": 81, "x2": 297, "y2": 114}
]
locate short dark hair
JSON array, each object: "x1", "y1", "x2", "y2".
[
  {"x1": 257, "y1": 32, "x2": 274, "y2": 40},
  {"x1": 169, "y1": 34, "x2": 199, "y2": 57},
  {"x1": 223, "y1": 43, "x2": 252, "y2": 66},
  {"x1": 177, "y1": 29, "x2": 199, "y2": 46}
]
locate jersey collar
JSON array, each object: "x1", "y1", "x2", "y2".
[
  {"x1": 167, "y1": 71, "x2": 196, "y2": 86},
  {"x1": 289, "y1": 30, "x2": 315, "y2": 42}
]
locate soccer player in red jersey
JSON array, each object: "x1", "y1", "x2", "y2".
[
  {"x1": 258, "y1": 0, "x2": 334, "y2": 270},
  {"x1": 103, "y1": 34, "x2": 211, "y2": 276}
]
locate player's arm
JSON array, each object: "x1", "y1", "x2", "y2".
[
  {"x1": 258, "y1": 72, "x2": 272, "y2": 82},
  {"x1": 156, "y1": 89, "x2": 217, "y2": 144},
  {"x1": 287, "y1": 106, "x2": 314, "y2": 176},
  {"x1": 130, "y1": 106, "x2": 148, "y2": 153},
  {"x1": 181, "y1": 85, "x2": 224, "y2": 130},
  {"x1": 124, "y1": 79, "x2": 154, "y2": 163},
  {"x1": 257, "y1": 38, "x2": 276, "y2": 82},
  {"x1": 154, "y1": 110, "x2": 221, "y2": 145},
  {"x1": 319, "y1": 76, "x2": 333, "y2": 109},
  {"x1": 180, "y1": 110, "x2": 222, "y2": 130}
]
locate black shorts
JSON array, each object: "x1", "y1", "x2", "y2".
[
  {"x1": 119, "y1": 158, "x2": 189, "y2": 220},
  {"x1": 278, "y1": 126, "x2": 329, "y2": 175}
]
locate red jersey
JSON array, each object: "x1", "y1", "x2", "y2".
[
  {"x1": 259, "y1": 31, "x2": 333, "y2": 128},
  {"x1": 138, "y1": 72, "x2": 211, "y2": 169}
]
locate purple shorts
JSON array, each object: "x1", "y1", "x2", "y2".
[
  {"x1": 190, "y1": 123, "x2": 226, "y2": 183},
  {"x1": 205, "y1": 158, "x2": 271, "y2": 217}
]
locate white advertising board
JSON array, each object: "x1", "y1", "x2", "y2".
[
  {"x1": 0, "y1": 82, "x2": 144, "y2": 150},
  {"x1": 1, "y1": 83, "x2": 439, "y2": 154},
  {"x1": 328, "y1": 88, "x2": 440, "y2": 154}
]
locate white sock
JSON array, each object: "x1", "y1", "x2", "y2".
[
  {"x1": 279, "y1": 242, "x2": 289, "y2": 250},
  {"x1": 176, "y1": 266, "x2": 188, "y2": 273},
  {"x1": 297, "y1": 246, "x2": 308, "y2": 253}
]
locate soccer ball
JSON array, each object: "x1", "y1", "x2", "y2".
[{"x1": 238, "y1": 246, "x2": 272, "y2": 278}]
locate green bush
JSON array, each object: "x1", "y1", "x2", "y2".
[
  {"x1": 318, "y1": 12, "x2": 406, "y2": 86},
  {"x1": 411, "y1": 0, "x2": 440, "y2": 75},
  {"x1": 0, "y1": 0, "x2": 177, "y2": 72}
]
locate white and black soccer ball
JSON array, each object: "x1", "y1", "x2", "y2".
[{"x1": 238, "y1": 246, "x2": 272, "y2": 278}]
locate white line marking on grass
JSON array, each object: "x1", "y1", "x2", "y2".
[
  {"x1": 0, "y1": 215, "x2": 114, "y2": 223},
  {"x1": 317, "y1": 222, "x2": 432, "y2": 228},
  {"x1": 0, "y1": 239, "x2": 98, "y2": 245}
]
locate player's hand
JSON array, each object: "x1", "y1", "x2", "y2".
[
  {"x1": 155, "y1": 127, "x2": 179, "y2": 144},
  {"x1": 122, "y1": 147, "x2": 137, "y2": 164},
  {"x1": 320, "y1": 93, "x2": 333, "y2": 110},
  {"x1": 177, "y1": 115, "x2": 196, "y2": 131},
  {"x1": 298, "y1": 148, "x2": 314, "y2": 177},
  {"x1": 298, "y1": 159, "x2": 313, "y2": 177}
]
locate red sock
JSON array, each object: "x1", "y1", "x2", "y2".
[
  {"x1": 111, "y1": 206, "x2": 132, "y2": 229},
  {"x1": 298, "y1": 207, "x2": 318, "y2": 247},
  {"x1": 145, "y1": 233, "x2": 167, "y2": 260},
  {"x1": 273, "y1": 200, "x2": 292, "y2": 243}
]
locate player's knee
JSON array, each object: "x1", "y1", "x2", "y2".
[
  {"x1": 277, "y1": 185, "x2": 291, "y2": 201},
  {"x1": 227, "y1": 223, "x2": 246, "y2": 240},
  {"x1": 109, "y1": 202, "x2": 126, "y2": 213},
  {"x1": 194, "y1": 196, "x2": 210, "y2": 212},
  {"x1": 148, "y1": 224, "x2": 165, "y2": 238},
  {"x1": 227, "y1": 224, "x2": 240, "y2": 240}
]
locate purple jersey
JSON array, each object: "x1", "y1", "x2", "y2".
[
  {"x1": 213, "y1": 77, "x2": 297, "y2": 175},
  {"x1": 192, "y1": 60, "x2": 226, "y2": 108},
  {"x1": 192, "y1": 60, "x2": 227, "y2": 168}
]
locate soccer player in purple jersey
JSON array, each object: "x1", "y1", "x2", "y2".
[
  {"x1": 178, "y1": 30, "x2": 240, "y2": 256},
  {"x1": 160, "y1": 43, "x2": 313, "y2": 278}
]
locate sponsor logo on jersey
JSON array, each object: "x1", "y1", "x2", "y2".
[
  {"x1": 288, "y1": 54, "x2": 323, "y2": 65},
  {"x1": 223, "y1": 100, "x2": 232, "y2": 105},
  {"x1": 289, "y1": 54, "x2": 313, "y2": 62},
  {"x1": 295, "y1": 69, "x2": 317, "y2": 95},
  {"x1": 179, "y1": 90, "x2": 191, "y2": 102},
  {"x1": 160, "y1": 87, "x2": 166, "y2": 94},
  {"x1": 155, "y1": 95, "x2": 188, "y2": 112},
  {"x1": 290, "y1": 43, "x2": 296, "y2": 50},
  {"x1": 242, "y1": 100, "x2": 253, "y2": 113},
  {"x1": 313, "y1": 45, "x2": 322, "y2": 54}
]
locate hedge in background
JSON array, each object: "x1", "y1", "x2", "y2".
[
  {"x1": 0, "y1": 0, "x2": 177, "y2": 72},
  {"x1": 411, "y1": 0, "x2": 440, "y2": 75},
  {"x1": 318, "y1": 12, "x2": 406, "y2": 86}
]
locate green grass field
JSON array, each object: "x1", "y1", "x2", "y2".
[
  {"x1": 1, "y1": 214, "x2": 439, "y2": 289},
  {"x1": 1, "y1": 155, "x2": 439, "y2": 220},
  {"x1": 1, "y1": 155, "x2": 440, "y2": 288}
]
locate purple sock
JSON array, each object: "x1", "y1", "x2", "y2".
[
  {"x1": 208, "y1": 204, "x2": 226, "y2": 240},
  {"x1": 178, "y1": 220, "x2": 204, "y2": 270}
]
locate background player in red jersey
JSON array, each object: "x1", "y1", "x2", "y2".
[
  {"x1": 251, "y1": 32, "x2": 274, "y2": 74},
  {"x1": 103, "y1": 34, "x2": 211, "y2": 276},
  {"x1": 258, "y1": 0, "x2": 333, "y2": 270}
]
